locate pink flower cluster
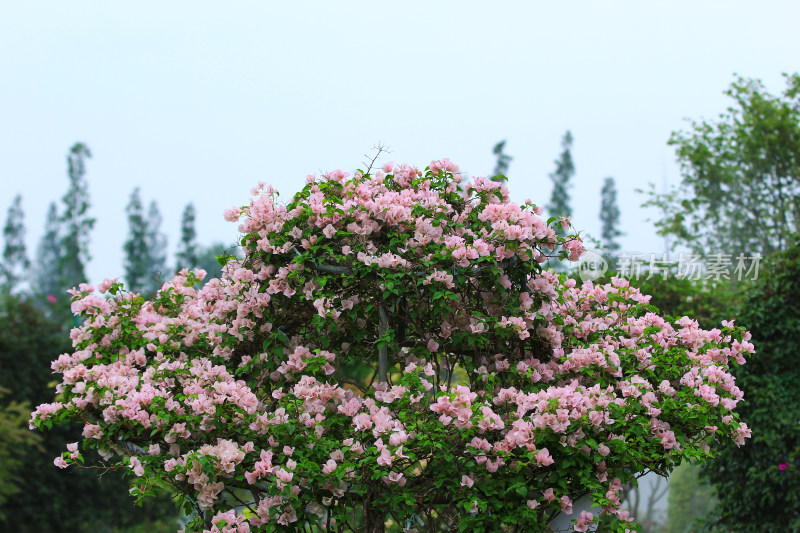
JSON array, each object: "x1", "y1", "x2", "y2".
[{"x1": 31, "y1": 160, "x2": 753, "y2": 532}]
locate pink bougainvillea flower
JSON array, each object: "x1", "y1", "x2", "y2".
[{"x1": 29, "y1": 159, "x2": 754, "y2": 532}]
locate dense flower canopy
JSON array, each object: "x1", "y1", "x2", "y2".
[{"x1": 32, "y1": 160, "x2": 753, "y2": 532}]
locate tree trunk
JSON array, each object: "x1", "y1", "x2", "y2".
[{"x1": 363, "y1": 492, "x2": 386, "y2": 533}]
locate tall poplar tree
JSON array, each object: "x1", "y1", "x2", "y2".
[
  {"x1": 600, "y1": 177, "x2": 623, "y2": 255},
  {"x1": 175, "y1": 203, "x2": 198, "y2": 270},
  {"x1": 0, "y1": 195, "x2": 30, "y2": 293},
  {"x1": 491, "y1": 140, "x2": 513, "y2": 183},
  {"x1": 195, "y1": 243, "x2": 227, "y2": 281},
  {"x1": 123, "y1": 188, "x2": 150, "y2": 293},
  {"x1": 146, "y1": 200, "x2": 167, "y2": 293},
  {"x1": 58, "y1": 143, "x2": 94, "y2": 289},
  {"x1": 33, "y1": 203, "x2": 62, "y2": 299},
  {"x1": 547, "y1": 131, "x2": 575, "y2": 236}
]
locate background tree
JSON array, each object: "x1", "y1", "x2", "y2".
[
  {"x1": 0, "y1": 293, "x2": 177, "y2": 532},
  {"x1": 490, "y1": 140, "x2": 512, "y2": 183},
  {"x1": 123, "y1": 188, "x2": 151, "y2": 293},
  {"x1": 643, "y1": 73, "x2": 800, "y2": 258},
  {"x1": 194, "y1": 242, "x2": 225, "y2": 277},
  {"x1": 0, "y1": 386, "x2": 40, "y2": 521},
  {"x1": 174, "y1": 205, "x2": 234, "y2": 287},
  {"x1": 175, "y1": 202, "x2": 198, "y2": 271},
  {"x1": 0, "y1": 195, "x2": 30, "y2": 293},
  {"x1": 191, "y1": 242, "x2": 243, "y2": 289},
  {"x1": 58, "y1": 143, "x2": 94, "y2": 289},
  {"x1": 599, "y1": 177, "x2": 623, "y2": 256},
  {"x1": 145, "y1": 200, "x2": 167, "y2": 293},
  {"x1": 663, "y1": 462, "x2": 716, "y2": 533},
  {"x1": 626, "y1": 273, "x2": 740, "y2": 331},
  {"x1": 622, "y1": 474, "x2": 668, "y2": 533},
  {"x1": 701, "y1": 244, "x2": 800, "y2": 531},
  {"x1": 33, "y1": 203, "x2": 63, "y2": 302},
  {"x1": 547, "y1": 130, "x2": 575, "y2": 236}
]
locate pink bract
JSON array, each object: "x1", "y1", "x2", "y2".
[{"x1": 32, "y1": 160, "x2": 753, "y2": 532}]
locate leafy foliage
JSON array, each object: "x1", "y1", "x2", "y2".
[
  {"x1": 125, "y1": 188, "x2": 151, "y2": 293},
  {"x1": 643, "y1": 73, "x2": 800, "y2": 257},
  {"x1": 176, "y1": 203, "x2": 199, "y2": 271},
  {"x1": 175, "y1": 204, "x2": 234, "y2": 288},
  {"x1": 33, "y1": 202, "x2": 62, "y2": 301},
  {"x1": 0, "y1": 387, "x2": 40, "y2": 520},
  {"x1": 491, "y1": 140, "x2": 513, "y2": 183},
  {"x1": 125, "y1": 189, "x2": 169, "y2": 294},
  {"x1": 599, "y1": 177, "x2": 623, "y2": 256},
  {"x1": 58, "y1": 143, "x2": 95, "y2": 291},
  {"x1": 0, "y1": 195, "x2": 30, "y2": 293},
  {"x1": 701, "y1": 244, "x2": 800, "y2": 531},
  {"x1": 32, "y1": 160, "x2": 753, "y2": 532},
  {"x1": 146, "y1": 200, "x2": 168, "y2": 293},
  {"x1": 0, "y1": 294, "x2": 176, "y2": 532},
  {"x1": 547, "y1": 131, "x2": 575, "y2": 236},
  {"x1": 625, "y1": 273, "x2": 742, "y2": 331}
]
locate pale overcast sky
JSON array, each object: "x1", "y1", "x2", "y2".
[{"x1": 1, "y1": 1, "x2": 797, "y2": 285}]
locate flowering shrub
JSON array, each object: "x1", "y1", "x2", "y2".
[{"x1": 31, "y1": 160, "x2": 753, "y2": 532}]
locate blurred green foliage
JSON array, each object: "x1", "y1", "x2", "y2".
[
  {"x1": 628, "y1": 273, "x2": 743, "y2": 330},
  {"x1": 644, "y1": 74, "x2": 800, "y2": 258},
  {"x1": 0, "y1": 294, "x2": 178, "y2": 532},
  {"x1": 0, "y1": 387, "x2": 41, "y2": 520},
  {"x1": 700, "y1": 244, "x2": 800, "y2": 531},
  {"x1": 664, "y1": 462, "x2": 716, "y2": 533}
]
